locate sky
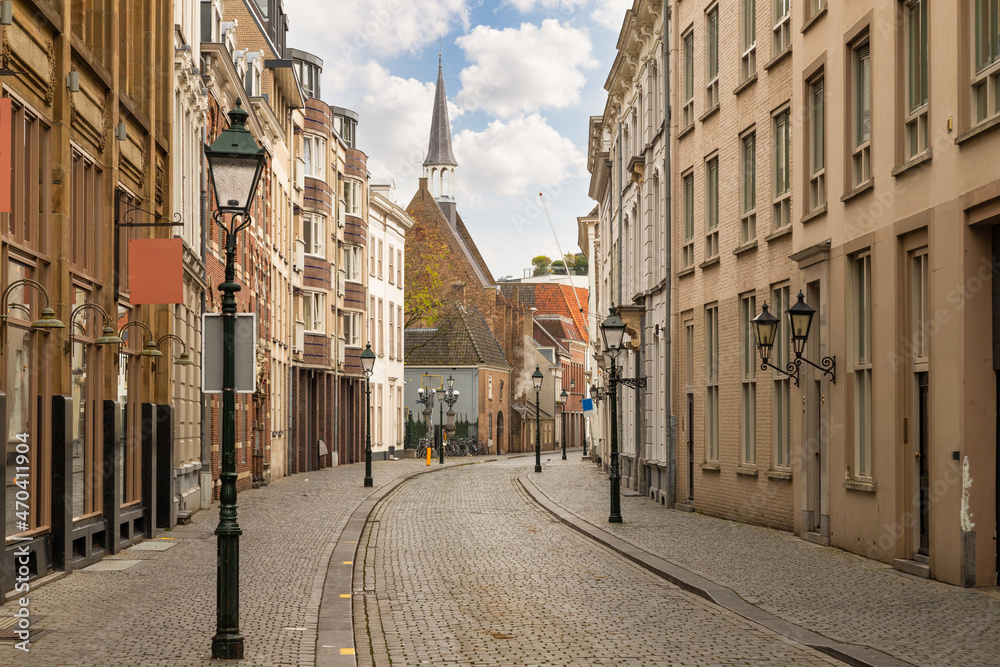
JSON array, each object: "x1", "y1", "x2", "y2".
[{"x1": 282, "y1": 0, "x2": 633, "y2": 279}]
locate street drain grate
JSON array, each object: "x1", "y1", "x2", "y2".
[
  {"x1": 128, "y1": 541, "x2": 176, "y2": 551},
  {"x1": 81, "y1": 559, "x2": 143, "y2": 572}
]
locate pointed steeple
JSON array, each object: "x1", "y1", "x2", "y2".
[{"x1": 424, "y1": 55, "x2": 458, "y2": 168}]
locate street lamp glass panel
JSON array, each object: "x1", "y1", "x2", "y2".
[
  {"x1": 560, "y1": 389, "x2": 568, "y2": 403},
  {"x1": 600, "y1": 307, "x2": 627, "y2": 353},
  {"x1": 787, "y1": 292, "x2": 815, "y2": 357},
  {"x1": 751, "y1": 302, "x2": 781, "y2": 364},
  {"x1": 360, "y1": 343, "x2": 376, "y2": 376},
  {"x1": 205, "y1": 103, "x2": 267, "y2": 216},
  {"x1": 532, "y1": 365, "x2": 543, "y2": 392},
  {"x1": 447, "y1": 375, "x2": 455, "y2": 389}
]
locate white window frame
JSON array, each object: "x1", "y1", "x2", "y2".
[
  {"x1": 705, "y1": 304, "x2": 719, "y2": 462},
  {"x1": 852, "y1": 251, "x2": 873, "y2": 479},
  {"x1": 303, "y1": 133, "x2": 326, "y2": 180},
  {"x1": 705, "y1": 156, "x2": 719, "y2": 259},
  {"x1": 740, "y1": 294, "x2": 757, "y2": 466},
  {"x1": 303, "y1": 291, "x2": 325, "y2": 333},
  {"x1": 904, "y1": 0, "x2": 929, "y2": 159},
  {"x1": 706, "y1": 5, "x2": 720, "y2": 109},
  {"x1": 683, "y1": 31, "x2": 695, "y2": 129},
  {"x1": 741, "y1": 0, "x2": 757, "y2": 82},
  {"x1": 773, "y1": 107, "x2": 791, "y2": 229},
  {"x1": 344, "y1": 245, "x2": 362, "y2": 282},
  {"x1": 302, "y1": 213, "x2": 324, "y2": 257},
  {"x1": 773, "y1": 0, "x2": 791, "y2": 56},
  {"x1": 809, "y1": 76, "x2": 826, "y2": 210},
  {"x1": 973, "y1": 0, "x2": 1000, "y2": 124},
  {"x1": 852, "y1": 38, "x2": 872, "y2": 188},
  {"x1": 343, "y1": 312, "x2": 361, "y2": 348},
  {"x1": 740, "y1": 130, "x2": 757, "y2": 243},
  {"x1": 682, "y1": 171, "x2": 695, "y2": 268},
  {"x1": 344, "y1": 179, "x2": 361, "y2": 216},
  {"x1": 771, "y1": 285, "x2": 792, "y2": 469},
  {"x1": 911, "y1": 248, "x2": 930, "y2": 362}
]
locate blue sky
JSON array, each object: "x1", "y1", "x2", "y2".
[{"x1": 284, "y1": 0, "x2": 632, "y2": 278}]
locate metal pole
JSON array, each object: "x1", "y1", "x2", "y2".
[
  {"x1": 534, "y1": 390, "x2": 542, "y2": 473},
  {"x1": 561, "y1": 403, "x2": 567, "y2": 460},
  {"x1": 212, "y1": 224, "x2": 244, "y2": 660},
  {"x1": 609, "y1": 358, "x2": 622, "y2": 523},
  {"x1": 438, "y1": 397, "x2": 445, "y2": 464},
  {"x1": 364, "y1": 375, "x2": 372, "y2": 487}
]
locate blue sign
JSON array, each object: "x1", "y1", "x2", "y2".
[{"x1": 582, "y1": 397, "x2": 594, "y2": 413}]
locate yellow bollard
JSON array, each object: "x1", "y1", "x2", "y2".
[{"x1": 426, "y1": 443, "x2": 431, "y2": 466}]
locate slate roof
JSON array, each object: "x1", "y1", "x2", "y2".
[
  {"x1": 405, "y1": 308, "x2": 509, "y2": 369},
  {"x1": 424, "y1": 57, "x2": 458, "y2": 167}
]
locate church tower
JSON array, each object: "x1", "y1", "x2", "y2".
[{"x1": 423, "y1": 55, "x2": 458, "y2": 206}]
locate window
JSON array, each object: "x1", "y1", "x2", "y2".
[
  {"x1": 302, "y1": 213, "x2": 324, "y2": 256},
  {"x1": 378, "y1": 239, "x2": 383, "y2": 279},
  {"x1": 344, "y1": 245, "x2": 362, "y2": 281},
  {"x1": 911, "y1": 249, "x2": 929, "y2": 362},
  {"x1": 343, "y1": 312, "x2": 361, "y2": 347},
  {"x1": 344, "y1": 179, "x2": 361, "y2": 216},
  {"x1": 772, "y1": 285, "x2": 791, "y2": 468},
  {"x1": 303, "y1": 292, "x2": 324, "y2": 332},
  {"x1": 706, "y1": 6, "x2": 720, "y2": 109},
  {"x1": 683, "y1": 31, "x2": 695, "y2": 128},
  {"x1": 682, "y1": 172, "x2": 695, "y2": 268},
  {"x1": 852, "y1": 38, "x2": 872, "y2": 187},
  {"x1": 388, "y1": 244, "x2": 395, "y2": 284},
  {"x1": 389, "y1": 302, "x2": 395, "y2": 359},
  {"x1": 904, "y1": 0, "x2": 928, "y2": 159},
  {"x1": 489, "y1": 375, "x2": 494, "y2": 400},
  {"x1": 705, "y1": 157, "x2": 719, "y2": 258},
  {"x1": 773, "y1": 0, "x2": 791, "y2": 55},
  {"x1": 378, "y1": 299, "x2": 384, "y2": 355},
  {"x1": 741, "y1": 131, "x2": 757, "y2": 243},
  {"x1": 397, "y1": 249, "x2": 403, "y2": 286},
  {"x1": 773, "y1": 108, "x2": 791, "y2": 229},
  {"x1": 685, "y1": 320, "x2": 695, "y2": 389},
  {"x1": 806, "y1": 0, "x2": 824, "y2": 21},
  {"x1": 705, "y1": 305, "x2": 719, "y2": 461},
  {"x1": 853, "y1": 251, "x2": 873, "y2": 479},
  {"x1": 370, "y1": 297, "x2": 375, "y2": 350},
  {"x1": 303, "y1": 134, "x2": 326, "y2": 180},
  {"x1": 8, "y1": 97, "x2": 51, "y2": 255},
  {"x1": 740, "y1": 294, "x2": 757, "y2": 466},
  {"x1": 397, "y1": 304, "x2": 403, "y2": 359},
  {"x1": 72, "y1": 151, "x2": 103, "y2": 276},
  {"x1": 741, "y1": 0, "x2": 757, "y2": 82},
  {"x1": 973, "y1": 0, "x2": 1000, "y2": 123},
  {"x1": 809, "y1": 76, "x2": 826, "y2": 210},
  {"x1": 369, "y1": 236, "x2": 376, "y2": 276}
]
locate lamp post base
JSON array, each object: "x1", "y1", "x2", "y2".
[
  {"x1": 534, "y1": 465, "x2": 542, "y2": 473},
  {"x1": 212, "y1": 634, "x2": 245, "y2": 660},
  {"x1": 364, "y1": 478, "x2": 373, "y2": 488},
  {"x1": 608, "y1": 516, "x2": 622, "y2": 524}
]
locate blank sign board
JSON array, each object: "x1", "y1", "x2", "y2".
[{"x1": 202, "y1": 313, "x2": 257, "y2": 393}]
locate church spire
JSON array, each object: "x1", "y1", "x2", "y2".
[{"x1": 424, "y1": 55, "x2": 458, "y2": 204}]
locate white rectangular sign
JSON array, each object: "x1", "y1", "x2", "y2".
[{"x1": 202, "y1": 313, "x2": 257, "y2": 393}]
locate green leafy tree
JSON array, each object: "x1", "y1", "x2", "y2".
[{"x1": 531, "y1": 255, "x2": 552, "y2": 276}]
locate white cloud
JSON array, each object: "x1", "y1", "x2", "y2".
[
  {"x1": 455, "y1": 20, "x2": 596, "y2": 118},
  {"x1": 504, "y1": 0, "x2": 588, "y2": 12},
  {"x1": 353, "y1": 62, "x2": 464, "y2": 187},
  {"x1": 591, "y1": 0, "x2": 632, "y2": 29},
  {"x1": 453, "y1": 113, "x2": 586, "y2": 199}
]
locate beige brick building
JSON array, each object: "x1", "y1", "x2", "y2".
[{"x1": 587, "y1": 0, "x2": 1000, "y2": 588}]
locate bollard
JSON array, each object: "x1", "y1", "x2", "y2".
[{"x1": 426, "y1": 444, "x2": 431, "y2": 466}]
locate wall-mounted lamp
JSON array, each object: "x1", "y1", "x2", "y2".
[
  {"x1": 156, "y1": 333, "x2": 197, "y2": 366},
  {"x1": 1, "y1": 278, "x2": 64, "y2": 348},
  {"x1": 1, "y1": 1, "x2": 14, "y2": 26},
  {"x1": 752, "y1": 292, "x2": 836, "y2": 387},
  {"x1": 117, "y1": 320, "x2": 161, "y2": 362},
  {"x1": 66, "y1": 71, "x2": 79, "y2": 92},
  {"x1": 116, "y1": 121, "x2": 127, "y2": 142},
  {"x1": 66, "y1": 302, "x2": 123, "y2": 353}
]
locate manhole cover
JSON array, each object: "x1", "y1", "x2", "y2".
[
  {"x1": 128, "y1": 541, "x2": 176, "y2": 552},
  {"x1": 81, "y1": 559, "x2": 143, "y2": 572}
]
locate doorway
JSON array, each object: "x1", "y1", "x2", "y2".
[
  {"x1": 687, "y1": 393, "x2": 694, "y2": 502},
  {"x1": 916, "y1": 372, "x2": 929, "y2": 557}
]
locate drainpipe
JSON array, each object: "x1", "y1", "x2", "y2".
[
  {"x1": 662, "y1": 0, "x2": 675, "y2": 507},
  {"x1": 200, "y1": 125, "x2": 211, "y2": 507}
]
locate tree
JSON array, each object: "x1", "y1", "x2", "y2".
[
  {"x1": 531, "y1": 255, "x2": 552, "y2": 276},
  {"x1": 405, "y1": 223, "x2": 453, "y2": 328}
]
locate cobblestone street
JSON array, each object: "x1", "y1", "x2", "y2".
[{"x1": 352, "y1": 457, "x2": 839, "y2": 666}]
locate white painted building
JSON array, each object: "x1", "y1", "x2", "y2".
[{"x1": 367, "y1": 184, "x2": 413, "y2": 459}]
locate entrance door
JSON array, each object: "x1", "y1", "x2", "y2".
[
  {"x1": 687, "y1": 393, "x2": 694, "y2": 502},
  {"x1": 917, "y1": 373, "x2": 930, "y2": 556},
  {"x1": 807, "y1": 378, "x2": 823, "y2": 533}
]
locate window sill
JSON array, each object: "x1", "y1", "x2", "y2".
[
  {"x1": 699, "y1": 104, "x2": 720, "y2": 123},
  {"x1": 801, "y1": 6, "x2": 827, "y2": 34},
  {"x1": 891, "y1": 150, "x2": 933, "y2": 177},
  {"x1": 764, "y1": 46, "x2": 792, "y2": 71},
  {"x1": 701, "y1": 462, "x2": 721, "y2": 472},
  {"x1": 764, "y1": 226, "x2": 792, "y2": 243},
  {"x1": 733, "y1": 74, "x2": 757, "y2": 97},
  {"x1": 677, "y1": 265, "x2": 696, "y2": 278},
  {"x1": 735, "y1": 466, "x2": 759, "y2": 477},
  {"x1": 733, "y1": 239, "x2": 758, "y2": 256},
  {"x1": 677, "y1": 123, "x2": 695, "y2": 140},
  {"x1": 956, "y1": 114, "x2": 1000, "y2": 145},
  {"x1": 844, "y1": 479, "x2": 876, "y2": 493},
  {"x1": 767, "y1": 469, "x2": 793, "y2": 481},
  {"x1": 801, "y1": 205, "x2": 827, "y2": 225},
  {"x1": 699, "y1": 256, "x2": 720, "y2": 270},
  {"x1": 841, "y1": 179, "x2": 875, "y2": 203}
]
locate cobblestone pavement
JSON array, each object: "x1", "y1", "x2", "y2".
[
  {"x1": 0, "y1": 457, "x2": 468, "y2": 667},
  {"x1": 530, "y1": 457, "x2": 1000, "y2": 667},
  {"x1": 352, "y1": 457, "x2": 841, "y2": 666}
]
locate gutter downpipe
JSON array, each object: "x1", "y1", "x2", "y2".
[
  {"x1": 662, "y1": 0, "x2": 676, "y2": 507},
  {"x1": 200, "y1": 126, "x2": 212, "y2": 507}
]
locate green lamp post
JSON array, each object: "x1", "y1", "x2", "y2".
[
  {"x1": 600, "y1": 306, "x2": 627, "y2": 524},
  {"x1": 205, "y1": 100, "x2": 266, "y2": 661},
  {"x1": 559, "y1": 388, "x2": 569, "y2": 460},
  {"x1": 361, "y1": 343, "x2": 376, "y2": 487},
  {"x1": 532, "y1": 365, "x2": 543, "y2": 473}
]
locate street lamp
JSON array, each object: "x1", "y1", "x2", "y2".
[
  {"x1": 600, "y1": 305, "x2": 646, "y2": 524},
  {"x1": 361, "y1": 344, "x2": 375, "y2": 487},
  {"x1": 440, "y1": 376, "x2": 459, "y2": 463},
  {"x1": 0, "y1": 278, "x2": 65, "y2": 348},
  {"x1": 205, "y1": 100, "x2": 266, "y2": 661},
  {"x1": 559, "y1": 388, "x2": 568, "y2": 460},
  {"x1": 752, "y1": 293, "x2": 836, "y2": 387},
  {"x1": 532, "y1": 365, "x2": 543, "y2": 473},
  {"x1": 569, "y1": 378, "x2": 576, "y2": 452}
]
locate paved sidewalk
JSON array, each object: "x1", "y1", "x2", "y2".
[
  {"x1": 527, "y1": 456, "x2": 1000, "y2": 667},
  {"x1": 0, "y1": 457, "x2": 470, "y2": 666}
]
